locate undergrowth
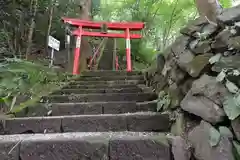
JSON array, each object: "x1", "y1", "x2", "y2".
[{"x1": 0, "y1": 58, "x2": 73, "y2": 116}]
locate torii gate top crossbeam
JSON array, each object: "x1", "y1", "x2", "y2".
[{"x1": 62, "y1": 17, "x2": 145, "y2": 31}]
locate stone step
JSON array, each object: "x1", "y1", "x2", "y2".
[
  {"x1": 68, "y1": 79, "x2": 145, "y2": 85},
  {"x1": 16, "y1": 101, "x2": 157, "y2": 117},
  {"x1": 52, "y1": 87, "x2": 150, "y2": 95},
  {"x1": 0, "y1": 132, "x2": 171, "y2": 160},
  {"x1": 77, "y1": 75, "x2": 144, "y2": 81},
  {"x1": 1, "y1": 112, "x2": 170, "y2": 134},
  {"x1": 42, "y1": 93, "x2": 157, "y2": 103},
  {"x1": 82, "y1": 70, "x2": 142, "y2": 77},
  {"x1": 63, "y1": 84, "x2": 144, "y2": 89}
]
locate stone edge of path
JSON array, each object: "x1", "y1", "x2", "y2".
[
  {"x1": 2, "y1": 112, "x2": 170, "y2": 134},
  {"x1": 15, "y1": 101, "x2": 157, "y2": 117},
  {"x1": 0, "y1": 132, "x2": 171, "y2": 160}
]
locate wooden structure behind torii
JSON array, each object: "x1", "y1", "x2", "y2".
[{"x1": 62, "y1": 17, "x2": 144, "y2": 75}]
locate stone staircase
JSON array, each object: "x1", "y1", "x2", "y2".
[{"x1": 0, "y1": 71, "x2": 171, "y2": 160}]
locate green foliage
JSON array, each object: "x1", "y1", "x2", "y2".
[
  {"x1": 0, "y1": 58, "x2": 68, "y2": 112},
  {"x1": 95, "y1": 0, "x2": 197, "y2": 68},
  {"x1": 223, "y1": 93, "x2": 240, "y2": 120},
  {"x1": 0, "y1": 0, "x2": 233, "y2": 67},
  {"x1": 156, "y1": 91, "x2": 171, "y2": 112},
  {"x1": 92, "y1": 0, "x2": 101, "y2": 16},
  {"x1": 215, "y1": 69, "x2": 240, "y2": 120},
  {"x1": 219, "y1": 0, "x2": 232, "y2": 8},
  {"x1": 219, "y1": 126, "x2": 233, "y2": 138},
  {"x1": 96, "y1": 0, "x2": 232, "y2": 68},
  {"x1": 0, "y1": 0, "x2": 235, "y2": 114},
  {"x1": 209, "y1": 125, "x2": 221, "y2": 147},
  {"x1": 210, "y1": 54, "x2": 240, "y2": 120}
]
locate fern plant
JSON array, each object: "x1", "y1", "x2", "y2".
[{"x1": 0, "y1": 58, "x2": 66, "y2": 113}]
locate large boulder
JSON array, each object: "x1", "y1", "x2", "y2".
[
  {"x1": 181, "y1": 92, "x2": 225, "y2": 123},
  {"x1": 184, "y1": 54, "x2": 212, "y2": 77},
  {"x1": 188, "y1": 121, "x2": 234, "y2": 160},
  {"x1": 231, "y1": 116, "x2": 240, "y2": 141},
  {"x1": 217, "y1": 4, "x2": 240, "y2": 25},
  {"x1": 190, "y1": 74, "x2": 229, "y2": 105},
  {"x1": 180, "y1": 75, "x2": 227, "y2": 123},
  {"x1": 172, "y1": 136, "x2": 191, "y2": 160}
]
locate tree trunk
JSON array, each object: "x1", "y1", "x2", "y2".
[
  {"x1": 65, "y1": 25, "x2": 71, "y2": 72},
  {"x1": 25, "y1": 0, "x2": 38, "y2": 60},
  {"x1": 195, "y1": 0, "x2": 222, "y2": 23},
  {"x1": 45, "y1": 0, "x2": 54, "y2": 57},
  {"x1": 17, "y1": 11, "x2": 24, "y2": 57},
  {"x1": 78, "y1": 0, "x2": 93, "y2": 72}
]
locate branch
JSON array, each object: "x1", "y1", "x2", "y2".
[{"x1": 163, "y1": 0, "x2": 179, "y2": 47}]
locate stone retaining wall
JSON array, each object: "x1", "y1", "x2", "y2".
[{"x1": 146, "y1": 4, "x2": 240, "y2": 160}]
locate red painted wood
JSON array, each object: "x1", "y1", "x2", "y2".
[
  {"x1": 62, "y1": 17, "x2": 144, "y2": 30},
  {"x1": 62, "y1": 17, "x2": 144, "y2": 74},
  {"x1": 125, "y1": 28, "x2": 132, "y2": 72},
  {"x1": 115, "y1": 56, "x2": 119, "y2": 71},
  {"x1": 73, "y1": 27, "x2": 82, "y2": 75},
  {"x1": 72, "y1": 30, "x2": 142, "y2": 39}
]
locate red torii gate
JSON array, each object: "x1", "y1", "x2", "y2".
[{"x1": 62, "y1": 17, "x2": 144, "y2": 75}]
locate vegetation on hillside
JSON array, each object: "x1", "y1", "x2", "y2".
[{"x1": 0, "y1": 0, "x2": 233, "y2": 113}]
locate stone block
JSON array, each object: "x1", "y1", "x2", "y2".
[
  {"x1": 126, "y1": 112, "x2": 170, "y2": 132},
  {"x1": 4, "y1": 117, "x2": 61, "y2": 134},
  {"x1": 62, "y1": 115, "x2": 127, "y2": 132}
]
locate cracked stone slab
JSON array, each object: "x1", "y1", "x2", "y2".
[
  {"x1": 3, "y1": 117, "x2": 61, "y2": 134},
  {"x1": 136, "y1": 101, "x2": 157, "y2": 112},
  {"x1": 68, "y1": 80, "x2": 145, "y2": 85},
  {"x1": 43, "y1": 93, "x2": 157, "y2": 103},
  {"x1": 62, "y1": 112, "x2": 170, "y2": 132},
  {"x1": 20, "y1": 133, "x2": 109, "y2": 160},
  {"x1": 0, "y1": 132, "x2": 170, "y2": 160},
  {"x1": 78, "y1": 75, "x2": 144, "y2": 81},
  {"x1": 50, "y1": 103, "x2": 103, "y2": 116},
  {"x1": 0, "y1": 134, "x2": 25, "y2": 160},
  {"x1": 53, "y1": 87, "x2": 145, "y2": 94},
  {"x1": 63, "y1": 84, "x2": 143, "y2": 89},
  {"x1": 62, "y1": 114, "x2": 128, "y2": 132},
  {"x1": 16, "y1": 101, "x2": 158, "y2": 117},
  {"x1": 81, "y1": 71, "x2": 142, "y2": 77},
  {"x1": 14, "y1": 104, "x2": 49, "y2": 117},
  {"x1": 126, "y1": 112, "x2": 170, "y2": 132},
  {"x1": 4, "y1": 112, "x2": 170, "y2": 134},
  {"x1": 109, "y1": 133, "x2": 170, "y2": 160},
  {"x1": 102, "y1": 102, "x2": 138, "y2": 114}
]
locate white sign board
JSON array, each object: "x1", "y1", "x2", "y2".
[{"x1": 48, "y1": 36, "x2": 60, "y2": 51}]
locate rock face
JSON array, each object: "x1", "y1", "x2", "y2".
[
  {"x1": 181, "y1": 91, "x2": 225, "y2": 123},
  {"x1": 217, "y1": 4, "x2": 240, "y2": 24},
  {"x1": 172, "y1": 136, "x2": 191, "y2": 160},
  {"x1": 146, "y1": 5, "x2": 240, "y2": 118},
  {"x1": 188, "y1": 121, "x2": 234, "y2": 160},
  {"x1": 190, "y1": 74, "x2": 229, "y2": 105},
  {"x1": 146, "y1": 4, "x2": 240, "y2": 160},
  {"x1": 231, "y1": 116, "x2": 240, "y2": 141},
  {"x1": 180, "y1": 74, "x2": 227, "y2": 123}
]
